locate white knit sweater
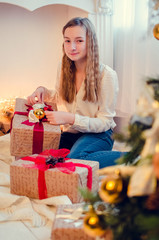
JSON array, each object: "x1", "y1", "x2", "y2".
[{"x1": 45, "y1": 63, "x2": 119, "y2": 133}]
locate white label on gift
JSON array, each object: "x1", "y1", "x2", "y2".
[{"x1": 28, "y1": 110, "x2": 39, "y2": 123}]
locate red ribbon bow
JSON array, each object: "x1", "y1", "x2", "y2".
[{"x1": 22, "y1": 103, "x2": 53, "y2": 125}]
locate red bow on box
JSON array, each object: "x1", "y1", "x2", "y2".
[{"x1": 22, "y1": 149, "x2": 93, "y2": 199}]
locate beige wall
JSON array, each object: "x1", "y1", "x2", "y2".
[{"x1": 0, "y1": 3, "x2": 87, "y2": 99}]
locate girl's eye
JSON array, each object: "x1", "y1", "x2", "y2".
[
  {"x1": 77, "y1": 40, "x2": 84, "y2": 42},
  {"x1": 64, "y1": 40, "x2": 70, "y2": 43}
]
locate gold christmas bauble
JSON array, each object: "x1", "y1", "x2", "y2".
[
  {"x1": 83, "y1": 212, "x2": 106, "y2": 237},
  {"x1": 99, "y1": 170, "x2": 127, "y2": 204},
  {"x1": 34, "y1": 108, "x2": 45, "y2": 120},
  {"x1": 153, "y1": 23, "x2": 159, "y2": 40}
]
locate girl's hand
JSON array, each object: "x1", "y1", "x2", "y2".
[
  {"x1": 45, "y1": 111, "x2": 75, "y2": 125},
  {"x1": 27, "y1": 87, "x2": 45, "y2": 105}
]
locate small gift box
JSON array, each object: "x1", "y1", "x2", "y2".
[
  {"x1": 10, "y1": 149, "x2": 99, "y2": 203},
  {"x1": 0, "y1": 116, "x2": 12, "y2": 134},
  {"x1": 10, "y1": 98, "x2": 61, "y2": 157},
  {"x1": 51, "y1": 203, "x2": 95, "y2": 240}
]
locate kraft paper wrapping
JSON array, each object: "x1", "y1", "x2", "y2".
[
  {"x1": 51, "y1": 203, "x2": 95, "y2": 240},
  {"x1": 10, "y1": 159, "x2": 99, "y2": 203},
  {"x1": 10, "y1": 98, "x2": 61, "y2": 157}
]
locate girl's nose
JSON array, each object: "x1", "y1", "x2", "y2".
[{"x1": 71, "y1": 42, "x2": 76, "y2": 50}]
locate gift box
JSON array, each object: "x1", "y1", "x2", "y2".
[
  {"x1": 51, "y1": 204, "x2": 113, "y2": 240},
  {"x1": 10, "y1": 154, "x2": 99, "y2": 203},
  {"x1": 51, "y1": 203, "x2": 95, "y2": 240},
  {"x1": 0, "y1": 116, "x2": 12, "y2": 134},
  {"x1": 10, "y1": 98, "x2": 61, "y2": 157}
]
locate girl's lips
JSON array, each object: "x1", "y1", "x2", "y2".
[{"x1": 70, "y1": 52, "x2": 78, "y2": 55}]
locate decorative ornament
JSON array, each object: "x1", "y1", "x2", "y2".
[
  {"x1": 34, "y1": 108, "x2": 45, "y2": 120},
  {"x1": 93, "y1": 201, "x2": 108, "y2": 215},
  {"x1": 153, "y1": 23, "x2": 159, "y2": 40},
  {"x1": 148, "y1": 0, "x2": 159, "y2": 37},
  {"x1": 28, "y1": 103, "x2": 46, "y2": 122},
  {"x1": 83, "y1": 205, "x2": 106, "y2": 237},
  {"x1": 99, "y1": 169, "x2": 127, "y2": 204},
  {"x1": 45, "y1": 155, "x2": 65, "y2": 168},
  {"x1": 33, "y1": 103, "x2": 46, "y2": 120},
  {"x1": 152, "y1": 142, "x2": 159, "y2": 179}
]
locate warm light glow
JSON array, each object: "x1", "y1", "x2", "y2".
[
  {"x1": 0, "y1": 96, "x2": 26, "y2": 118},
  {"x1": 88, "y1": 216, "x2": 98, "y2": 226},
  {"x1": 155, "y1": 143, "x2": 159, "y2": 152},
  {"x1": 106, "y1": 180, "x2": 115, "y2": 191},
  {"x1": 152, "y1": 100, "x2": 159, "y2": 109},
  {"x1": 0, "y1": 98, "x2": 16, "y2": 117}
]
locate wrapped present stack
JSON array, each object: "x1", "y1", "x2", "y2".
[
  {"x1": 10, "y1": 98, "x2": 61, "y2": 157},
  {"x1": 10, "y1": 150, "x2": 99, "y2": 203}
]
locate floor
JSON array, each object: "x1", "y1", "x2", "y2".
[{"x1": 0, "y1": 221, "x2": 51, "y2": 240}]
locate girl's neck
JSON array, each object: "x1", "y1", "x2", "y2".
[{"x1": 75, "y1": 59, "x2": 86, "y2": 73}]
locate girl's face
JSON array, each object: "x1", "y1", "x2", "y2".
[{"x1": 63, "y1": 26, "x2": 87, "y2": 63}]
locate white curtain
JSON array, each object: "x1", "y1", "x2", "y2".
[
  {"x1": 113, "y1": 0, "x2": 149, "y2": 117},
  {"x1": 89, "y1": 12, "x2": 113, "y2": 68}
]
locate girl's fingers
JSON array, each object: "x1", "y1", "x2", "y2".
[
  {"x1": 36, "y1": 92, "x2": 44, "y2": 103},
  {"x1": 27, "y1": 96, "x2": 36, "y2": 105}
]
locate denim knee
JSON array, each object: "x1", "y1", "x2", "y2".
[{"x1": 67, "y1": 130, "x2": 114, "y2": 159}]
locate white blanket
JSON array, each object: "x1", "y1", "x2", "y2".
[{"x1": 0, "y1": 134, "x2": 72, "y2": 239}]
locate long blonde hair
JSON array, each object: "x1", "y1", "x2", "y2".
[{"x1": 60, "y1": 17, "x2": 101, "y2": 103}]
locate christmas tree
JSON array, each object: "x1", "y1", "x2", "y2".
[{"x1": 80, "y1": 78, "x2": 159, "y2": 240}]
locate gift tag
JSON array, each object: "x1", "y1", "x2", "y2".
[
  {"x1": 56, "y1": 207, "x2": 84, "y2": 221},
  {"x1": 127, "y1": 165, "x2": 156, "y2": 197}
]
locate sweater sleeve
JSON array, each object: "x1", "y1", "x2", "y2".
[{"x1": 71, "y1": 65, "x2": 119, "y2": 133}]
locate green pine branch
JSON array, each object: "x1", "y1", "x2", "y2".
[
  {"x1": 114, "y1": 123, "x2": 146, "y2": 165},
  {"x1": 79, "y1": 187, "x2": 101, "y2": 204}
]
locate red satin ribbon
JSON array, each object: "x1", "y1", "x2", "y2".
[
  {"x1": 21, "y1": 149, "x2": 93, "y2": 199},
  {"x1": 32, "y1": 122, "x2": 44, "y2": 154},
  {"x1": 73, "y1": 163, "x2": 92, "y2": 190}
]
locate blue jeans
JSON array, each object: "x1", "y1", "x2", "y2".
[{"x1": 59, "y1": 129, "x2": 125, "y2": 168}]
